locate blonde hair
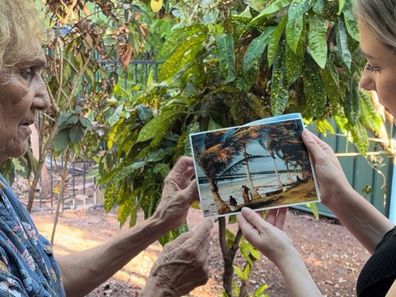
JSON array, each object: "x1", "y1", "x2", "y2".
[
  {"x1": 0, "y1": 1, "x2": 45, "y2": 69},
  {"x1": 355, "y1": 0, "x2": 396, "y2": 50}
]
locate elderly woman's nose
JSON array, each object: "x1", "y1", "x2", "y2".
[{"x1": 32, "y1": 85, "x2": 50, "y2": 111}]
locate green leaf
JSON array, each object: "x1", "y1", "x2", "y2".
[
  {"x1": 0, "y1": 159, "x2": 15, "y2": 185},
  {"x1": 343, "y1": 4, "x2": 359, "y2": 41},
  {"x1": 288, "y1": 0, "x2": 312, "y2": 20},
  {"x1": 27, "y1": 150, "x2": 38, "y2": 175},
  {"x1": 112, "y1": 161, "x2": 146, "y2": 182},
  {"x1": 57, "y1": 112, "x2": 78, "y2": 131},
  {"x1": 136, "y1": 105, "x2": 153, "y2": 124},
  {"x1": 307, "y1": 202, "x2": 319, "y2": 219},
  {"x1": 359, "y1": 91, "x2": 383, "y2": 133},
  {"x1": 118, "y1": 198, "x2": 133, "y2": 226},
  {"x1": 69, "y1": 126, "x2": 84, "y2": 143},
  {"x1": 226, "y1": 228, "x2": 236, "y2": 249},
  {"x1": 79, "y1": 117, "x2": 92, "y2": 129},
  {"x1": 153, "y1": 163, "x2": 170, "y2": 178},
  {"x1": 109, "y1": 104, "x2": 124, "y2": 127},
  {"x1": 344, "y1": 79, "x2": 360, "y2": 125},
  {"x1": 303, "y1": 56, "x2": 327, "y2": 118},
  {"x1": 316, "y1": 119, "x2": 335, "y2": 135},
  {"x1": 270, "y1": 46, "x2": 289, "y2": 116},
  {"x1": 308, "y1": 16, "x2": 328, "y2": 69},
  {"x1": 319, "y1": 64, "x2": 341, "y2": 112},
  {"x1": 159, "y1": 223, "x2": 189, "y2": 245},
  {"x1": 233, "y1": 265, "x2": 249, "y2": 281},
  {"x1": 285, "y1": 34, "x2": 305, "y2": 84},
  {"x1": 243, "y1": 27, "x2": 275, "y2": 73},
  {"x1": 251, "y1": 0, "x2": 292, "y2": 24},
  {"x1": 286, "y1": 15, "x2": 304, "y2": 53},
  {"x1": 336, "y1": 21, "x2": 352, "y2": 69},
  {"x1": 347, "y1": 121, "x2": 368, "y2": 154},
  {"x1": 146, "y1": 148, "x2": 173, "y2": 162},
  {"x1": 53, "y1": 130, "x2": 70, "y2": 152},
  {"x1": 337, "y1": 0, "x2": 345, "y2": 15},
  {"x1": 159, "y1": 33, "x2": 207, "y2": 81},
  {"x1": 228, "y1": 215, "x2": 237, "y2": 224},
  {"x1": 240, "y1": 239, "x2": 261, "y2": 262},
  {"x1": 104, "y1": 182, "x2": 120, "y2": 212},
  {"x1": 216, "y1": 34, "x2": 237, "y2": 83},
  {"x1": 268, "y1": 16, "x2": 287, "y2": 67},
  {"x1": 313, "y1": 0, "x2": 324, "y2": 14},
  {"x1": 137, "y1": 108, "x2": 185, "y2": 143},
  {"x1": 157, "y1": 24, "x2": 207, "y2": 61},
  {"x1": 254, "y1": 284, "x2": 270, "y2": 297}
]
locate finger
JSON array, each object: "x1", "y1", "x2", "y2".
[
  {"x1": 274, "y1": 208, "x2": 287, "y2": 230},
  {"x1": 303, "y1": 129, "x2": 333, "y2": 153},
  {"x1": 181, "y1": 179, "x2": 199, "y2": 203},
  {"x1": 266, "y1": 208, "x2": 279, "y2": 225},
  {"x1": 184, "y1": 218, "x2": 213, "y2": 249},
  {"x1": 197, "y1": 236, "x2": 211, "y2": 263},
  {"x1": 184, "y1": 167, "x2": 195, "y2": 179},
  {"x1": 237, "y1": 212, "x2": 261, "y2": 242},
  {"x1": 241, "y1": 207, "x2": 269, "y2": 232},
  {"x1": 172, "y1": 156, "x2": 194, "y2": 174},
  {"x1": 301, "y1": 130, "x2": 325, "y2": 162}
]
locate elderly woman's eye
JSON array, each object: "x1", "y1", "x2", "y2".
[{"x1": 19, "y1": 68, "x2": 35, "y2": 80}]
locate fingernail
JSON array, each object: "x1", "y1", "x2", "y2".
[{"x1": 302, "y1": 129, "x2": 312, "y2": 139}]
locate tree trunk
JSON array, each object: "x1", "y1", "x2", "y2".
[
  {"x1": 219, "y1": 217, "x2": 243, "y2": 297},
  {"x1": 51, "y1": 150, "x2": 70, "y2": 244},
  {"x1": 272, "y1": 157, "x2": 283, "y2": 189},
  {"x1": 208, "y1": 176, "x2": 230, "y2": 214},
  {"x1": 243, "y1": 146, "x2": 260, "y2": 200}
]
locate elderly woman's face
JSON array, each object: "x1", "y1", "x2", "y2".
[
  {"x1": 359, "y1": 20, "x2": 396, "y2": 117},
  {"x1": 0, "y1": 50, "x2": 49, "y2": 163}
]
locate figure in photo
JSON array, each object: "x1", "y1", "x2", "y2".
[{"x1": 241, "y1": 185, "x2": 252, "y2": 204}]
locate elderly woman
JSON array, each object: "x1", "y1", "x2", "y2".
[
  {"x1": 0, "y1": 1, "x2": 212, "y2": 297},
  {"x1": 238, "y1": 0, "x2": 396, "y2": 296}
]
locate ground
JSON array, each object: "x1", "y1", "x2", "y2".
[{"x1": 32, "y1": 207, "x2": 370, "y2": 297}]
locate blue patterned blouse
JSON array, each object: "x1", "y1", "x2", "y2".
[{"x1": 0, "y1": 174, "x2": 65, "y2": 296}]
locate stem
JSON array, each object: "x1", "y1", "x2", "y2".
[
  {"x1": 219, "y1": 218, "x2": 243, "y2": 297},
  {"x1": 51, "y1": 150, "x2": 70, "y2": 244}
]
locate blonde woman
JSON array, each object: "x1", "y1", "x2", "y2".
[{"x1": 238, "y1": 1, "x2": 396, "y2": 296}]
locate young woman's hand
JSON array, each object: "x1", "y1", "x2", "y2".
[
  {"x1": 237, "y1": 208, "x2": 297, "y2": 268},
  {"x1": 301, "y1": 130, "x2": 352, "y2": 207}
]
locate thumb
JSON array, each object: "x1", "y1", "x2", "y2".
[
  {"x1": 181, "y1": 179, "x2": 199, "y2": 203},
  {"x1": 301, "y1": 129, "x2": 324, "y2": 164}
]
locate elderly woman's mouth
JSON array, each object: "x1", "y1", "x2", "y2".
[{"x1": 18, "y1": 120, "x2": 35, "y2": 135}]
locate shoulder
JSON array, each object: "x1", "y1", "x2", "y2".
[{"x1": 357, "y1": 227, "x2": 396, "y2": 296}]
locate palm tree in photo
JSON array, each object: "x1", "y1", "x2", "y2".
[
  {"x1": 242, "y1": 145, "x2": 260, "y2": 199},
  {"x1": 258, "y1": 134, "x2": 284, "y2": 190},
  {"x1": 193, "y1": 131, "x2": 238, "y2": 214}
]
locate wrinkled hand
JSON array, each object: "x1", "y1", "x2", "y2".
[
  {"x1": 301, "y1": 129, "x2": 351, "y2": 206},
  {"x1": 237, "y1": 208, "x2": 296, "y2": 267},
  {"x1": 153, "y1": 156, "x2": 198, "y2": 230},
  {"x1": 142, "y1": 218, "x2": 213, "y2": 297}
]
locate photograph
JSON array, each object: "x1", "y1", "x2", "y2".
[{"x1": 190, "y1": 113, "x2": 319, "y2": 218}]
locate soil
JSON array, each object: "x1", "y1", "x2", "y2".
[{"x1": 31, "y1": 207, "x2": 370, "y2": 297}]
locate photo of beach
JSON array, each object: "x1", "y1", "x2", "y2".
[{"x1": 190, "y1": 113, "x2": 319, "y2": 218}]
